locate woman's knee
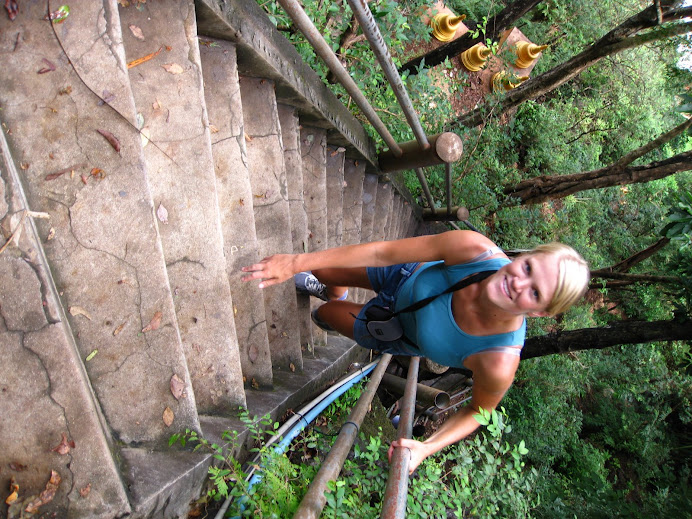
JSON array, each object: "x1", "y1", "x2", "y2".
[{"x1": 317, "y1": 301, "x2": 363, "y2": 339}]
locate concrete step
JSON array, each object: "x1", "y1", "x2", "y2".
[
  {"x1": 0, "y1": 0, "x2": 199, "y2": 447},
  {"x1": 326, "y1": 146, "x2": 345, "y2": 249},
  {"x1": 0, "y1": 128, "x2": 130, "y2": 518},
  {"x1": 342, "y1": 160, "x2": 366, "y2": 248},
  {"x1": 199, "y1": 39, "x2": 274, "y2": 390},
  {"x1": 278, "y1": 105, "x2": 314, "y2": 355},
  {"x1": 239, "y1": 76, "x2": 303, "y2": 372},
  {"x1": 120, "y1": 0, "x2": 246, "y2": 414},
  {"x1": 357, "y1": 173, "x2": 379, "y2": 302},
  {"x1": 372, "y1": 182, "x2": 394, "y2": 243},
  {"x1": 300, "y1": 126, "x2": 329, "y2": 346}
]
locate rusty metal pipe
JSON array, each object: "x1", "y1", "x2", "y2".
[
  {"x1": 414, "y1": 168, "x2": 437, "y2": 214},
  {"x1": 347, "y1": 0, "x2": 430, "y2": 151},
  {"x1": 381, "y1": 373, "x2": 450, "y2": 409},
  {"x1": 445, "y1": 162, "x2": 452, "y2": 216},
  {"x1": 381, "y1": 356, "x2": 420, "y2": 518},
  {"x1": 292, "y1": 354, "x2": 393, "y2": 519},
  {"x1": 276, "y1": 0, "x2": 402, "y2": 156},
  {"x1": 379, "y1": 132, "x2": 463, "y2": 173}
]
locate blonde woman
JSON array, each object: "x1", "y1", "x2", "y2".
[{"x1": 242, "y1": 230, "x2": 589, "y2": 472}]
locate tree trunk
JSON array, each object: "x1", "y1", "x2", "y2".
[
  {"x1": 504, "y1": 150, "x2": 692, "y2": 204},
  {"x1": 522, "y1": 318, "x2": 692, "y2": 359},
  {"x1": 453, "y1": 5, "x2": 692, "y2": 129},
  {"x1": 399, "y1": 0, "x2": 546, "y2": 75},
  {"x1": 592, "y1": 238, "x2": 670, "y2": 274},
  {"x1": 590, "y1": 271, "x2": 681, "y2": 284}
]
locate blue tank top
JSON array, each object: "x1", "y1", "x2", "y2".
[{"x1": 394, "y1": 258, "x2": 526, "y2": 368}]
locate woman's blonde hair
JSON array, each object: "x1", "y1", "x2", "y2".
[{"x1": 528, "y1": 243, "x2": 590, "y2": 316}]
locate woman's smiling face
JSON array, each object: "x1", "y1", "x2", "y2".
[{"x1": 489, "y1": 253, "x2": 560, "y2": 317}]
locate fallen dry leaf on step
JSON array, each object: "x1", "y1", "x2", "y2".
[
  {"x1": 19, "y1": 162, "x2": 29, "y2": 170},
  {"x1": 4, "y1": 0, "x2": 18, "y2": 21},
  {"x1": 46, "y1": 227, "x2": 56, "y2": 241},
  {"x1": 96, "y1": 129, "x2": 121, "y2": 153},
  {"x1": 162, "y1": 63, "x2": 184, "y2": 75},
  {"x1": 127, "y1": 46, "x2": 163, "y2": 69},
  {"x1": 142, "y1": 311, "x2": 162, "y2": 332},
  {"x1": 5, "y1": 477, "x2": 18, "y2": 505},
  {"x1": 129, "y1": 24, "x2": 145, "y2": 40},
  {"x1": 156, "y1": 203, "x2": 169, "y2": 224},
  {"x1": 24, "y1": 470, "x2": 61, "y2": 514},
  {"x1": 251, "y1": 378, "x2": 259, "y2": 390},
  {"x1": 113, "y1": 321, "x2": 126, "y2": 336},
  {"x1": 90, "y1": 168, "x2": 106, "y2": 180},
  {"x1": 209, "y1": 124, "x2": 219, "y2": 134},
  {"x1": 45, "y1": 5, "x2": 70, "y2": 24},
  {"x1": 152, "y1": 98, "x2": 162, "y2": 110},
  {"x1": 45, "y1": 163, "x2": 86, "y2": 181},
  {"x1": 244, "y1": 132, "x2": 252, "y2": 142},
  {"x1": 37, "y1": 58, "x2": 56, "y2": 74},
  {"x1": 59, "y1": 85, "x2": 72, "y2": 95},
  {"x1": 289, "y1": 363, "x2": 295, "y2": 372},
  {"x1": 51, "y1": 433, "x2": 75, "y2": 455},
  {"x1": 162, "y1": 406, "x2": 174, "y2": 427},
  {"x1": 69, "y1": 306, "x2": 92, "y2": 320},
  {"x1": 170, "y1": 374, "x2": 184, "y2": 400},
  {"x1": 9, "y1": 462, "x2": 26, "y2": 472},
  {"x1": 98, "y1": 90, "x2": 116, "y2": 106},
  {"x1": 79, "y1": 483, "x2": 91, "y2": 498},
  {"x1": 140, "y1": 127, "x2": 151, "y2": 147}
]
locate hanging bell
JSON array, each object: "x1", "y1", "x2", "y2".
[
  {"x1": 514, "y1": 42, "x2": 548, "y2": 69},
  {"x1": 460, "y1": 43, "x2": 491, "y2": 72},
  {"x1": 431, "y1": 13, "x2": 466, "y2": 42}
]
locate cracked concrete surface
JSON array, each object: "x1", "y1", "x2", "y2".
[
  {"x1": 199, "y1": 40, "x2": 273, "y2": 388},
  {"x1": 240, "y1": 76, "x2": 303, "y2": 371},
  {"x1": 1, "y1": 142, "x2": 130, "y2": 517},
  {"x1": 118, "y1": 0, "x2": 246, "y2": 412},
  {"x1": 0, "y1": 0, "x2": 198, "y2": 446},
  {"x1": 300, "y1": 125, "x2": 329, "y2": 346},
  {"x1": 278, "y1": 104, "x2": 314, "y2": 353}
]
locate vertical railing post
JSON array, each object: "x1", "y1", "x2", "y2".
[{"x1": 381, "y1": 356, "x2": 420, "y2": 518}]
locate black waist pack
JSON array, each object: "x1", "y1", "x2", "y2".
[{"x1": 359, "y1": 270, "x2": 496, "y2": 344}]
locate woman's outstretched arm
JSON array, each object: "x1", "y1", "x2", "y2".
[
  {"x1": 241, "y1": 230, "x2": 498, "y2": 288},
  {"x1": 388, "y1": 354, "x2": 518, "y2": 474}
]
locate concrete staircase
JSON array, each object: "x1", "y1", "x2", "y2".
[{"x1": 0, "y1": 0, "x2": 420, "y2": 517}]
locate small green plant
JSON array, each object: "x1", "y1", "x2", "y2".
[{"x1": 169, "y1": 408, "x2": 279, "y2": 504}]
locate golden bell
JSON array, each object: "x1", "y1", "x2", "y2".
[
  {"x1": 460, "y1": 43, "x2": 491, "y2": 72},
  {"x1": 431, "y1": 13, "x2": 466, "y2": 42},
  {"x1": 492, "y1": 71, "x2": 529, "y2": 92},
  {"x1": 514, "y1": 42, "x2": 548, "y2": 69}
]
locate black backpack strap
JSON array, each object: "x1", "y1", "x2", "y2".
[{"x1": 392, "y1": 269, "x2": 496, "y2": 316}]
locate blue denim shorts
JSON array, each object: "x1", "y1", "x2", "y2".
[{"x1": 353, "y1": 262, "x2": 421, "y2": 356}]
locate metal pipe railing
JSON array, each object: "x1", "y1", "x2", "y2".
[
  {"x1": 378, "y1": 132, "x2": 463, "y2": 173},
  {"x1": 292, "y1": 354, "x2": 393, "y2": 519},
  {"x1": 414, "y1": 168, "x2": 436, "y2": 213},
  {"x1": 346, "y1": 0, "x2": 430, "y2": 151},
  {"x1": 381, "y1": 373, "x2": 450, "y2": 409},
  {"x1": 381, "y1": 356, "x2": 420, "y2": 518},
  {"x1": 276, "y1": 0, "x2": 402, "y2": 156},
  {"x1": 445, "y1": 162, "x2": 452, "y2": 216}
]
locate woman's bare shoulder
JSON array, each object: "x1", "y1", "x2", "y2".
[{"x1": 440, "y1": 230, "x2": 506, "y2": 265}]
